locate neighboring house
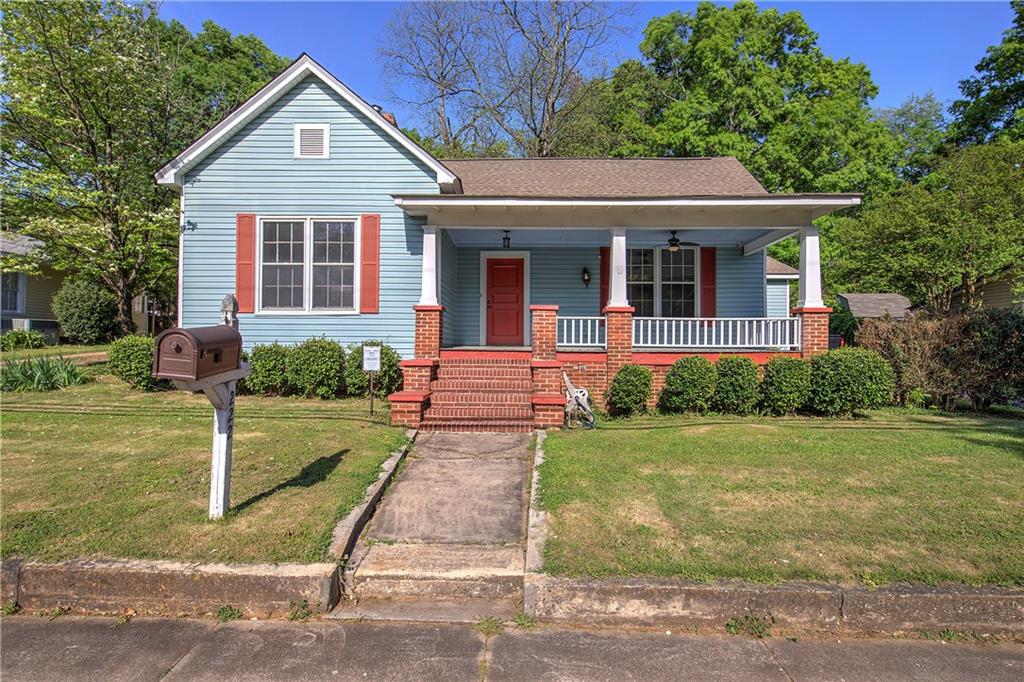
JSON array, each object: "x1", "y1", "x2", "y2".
[
  {"x1": 836, "y1": 293, "x2": 912, "y2": 320},
  {"x1": 0, "y1": 233, "x2": 64, "y2": 343},
  {"x1": 950, "y1": 265, "x2": 1023, "y2": 309},
  {"x1": 157, "y1": 54, "x2": 860, "y2": 431},
  {"x1": 766, "y1": 257, "x2": 798, "y2": 318}
]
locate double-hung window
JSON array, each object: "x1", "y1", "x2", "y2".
[
  {"x1": 1, "y1": 272, "x2": 24, "y2": 314},
  {"x1": 259, "y1": 217, "x2": 357, "y2": 312},
  {"x1": 627, "y1": 247, "x2": 698, "y2": 317}
]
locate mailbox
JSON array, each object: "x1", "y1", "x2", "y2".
[{"x1": 153, "y1": 325, "x2": 243, "y2": 382}]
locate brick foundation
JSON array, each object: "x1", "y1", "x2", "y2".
[
  {"x1": 530, "y1": 305, "x2": 562, "y2": 429},
  {"x1": 794, "y1": 307, "x2": 832, "y2": 357},
  {"x1": 390, "y1": 305, "x2": 445, "y2": 427},
  {"x1": 413, "y1": 305, "x2": 444, "y2": 359}
]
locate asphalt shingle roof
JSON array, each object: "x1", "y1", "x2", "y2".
[
  {"x1": 837, "y1": 293, "x2": 912, "y2": 319},
  {"x1": 766, "y1": 257, "x2": 798, "y2": 276}
]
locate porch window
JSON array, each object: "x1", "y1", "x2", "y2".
[
  {"x1": 258, "y1": 217, "x2": 357, "y2": 312},
  {"x1": 627, "y1": 247, "x2": 697, "y2": 317}
]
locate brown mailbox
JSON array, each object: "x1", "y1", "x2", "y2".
[{"x1": 152, "y1": 326, "x2": 242, "y2": 382}]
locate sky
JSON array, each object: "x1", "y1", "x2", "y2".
[{"x1": 159, "y1": 1, "x2": 1016, "y2": 127}]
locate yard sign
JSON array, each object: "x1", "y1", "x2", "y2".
[{"x1": 363, "y1": 343, "x2": 381, "y2": 415}]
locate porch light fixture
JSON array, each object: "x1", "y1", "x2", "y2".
[
  {"x1": 581, "y1": 267, "x2": 591, "y2": 287},
  {"x1": 667, "y1": 230, "x2": 681, "y2": 252},
  {"x1": 502, "y1": 230, "x2": 511, "y2": 249}
]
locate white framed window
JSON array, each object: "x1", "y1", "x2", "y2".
[
  {"x1": 293, "y1": 123, "x2": 330, "y2": 159},
  {"x1": 627, "y1": 247, "x2": 698, "y2": 317},
  {"x1": 1, "y1": 272, "x2": 25, "y2": 314},
  {"x1": 257, "y1": 217, "x2": 359, "y2": 314}
]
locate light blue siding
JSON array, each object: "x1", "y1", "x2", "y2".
[
  {"x1": 715, "y1": 247, "x2": 766, "y2": 317},
  {"x1": 181, "y1": 75, "x2": 438, "y2": 355},
  {"x1": 449, "y1": 247, "x2": 601, "y2": 346},
  {"x1": 766, "y1": 280, "x2": 792, "y2": 317},
  {"x1": 439, "y1": 230, "x2": 458, "y2": 347}
]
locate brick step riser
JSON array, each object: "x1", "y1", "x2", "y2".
[
  {"x1": 429, "y1": 393, "x2": 533, "y2": 406},
  {"x1": 355, "y1": 576, "x2": 523, "y2": 600},
  {"x1": 424, "y1": 408, "x2": 534, "y2": 420},
  {"x1": 438, "y1": 360, "x2": 532, "y2": 367},
  {"x1": 419, "y1": 422, "x2": 536, "y2": 433},
  {"x1": 436, "y1": 369, "x2": 532, "y2": 379},
  {"x1": 431, "y1": 381, "x2": 534, "y2": 392}
]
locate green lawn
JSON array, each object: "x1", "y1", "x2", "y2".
[
  {"x1": 1, "y1": 375, "x2": 406, "y2": 563},
  {"x1": 1, "y1": 344, "x2": 110, "y2": 362},
  {"x1": 539, "y1": 410, "x2": 1024, "y2": 587}
]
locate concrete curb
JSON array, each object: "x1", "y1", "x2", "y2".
[
  {"x1": 1, "y1": 558, "x2": 338, "y2": 618},
  {"x1": 524, "y1": 575, "x2": 1024, "y2": 636},
  {"x1": 524, "y1": 430, "x2": 548, "y2": 575},
  {"x1": 328, "y1": 430, "x2": 416, "y2": 561}
]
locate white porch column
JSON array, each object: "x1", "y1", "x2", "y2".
[
  {"x1": 796, "y1": 225, "x2": 825, "y2": 309},
  {"x1": 608, "y1": 227, "x2": 629, "y2": 307},
  {"x1": 418, "y1": 225, "x2": 439, "y2": 306}
]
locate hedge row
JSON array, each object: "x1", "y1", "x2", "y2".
[
  {"x1": 606, "y1": 348, "x2": 894, "y2": 418},
  {"x1": 108, "y1": 335, "x2": 403, "y2": 399}
]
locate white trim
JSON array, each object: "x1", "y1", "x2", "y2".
[
  {"x1": 797, "y1": 226, "x2": 824, "y2": 309},
  {"x1": 419, "y1": 226, "x2": 439, "y2": 306},
  {"x1": 156, "y1": 55, "x2": 458, "y2": 188},
  {"x1": 1, "y1": 272, "x2": 27, "y2": 314},
  {"x1": 626, "y1": 245, "x2": 700, "y2": 318},
  {"x1": 766, "y1": 274, "x2": 799, "y2": 281},
  {"x1": 742, "y1": 228, "x2": 796, "y2": 256},
  {"x1": 395, "y1": 196, "x2": 861, "y2": 210},
  {"x1": 478, "y1": 250, "x2": 531, "y2": 346},
  {"x1": 254, "y1": 215, "x2": 362, "y2": 315},
  {"x1": 177, "y1": 192, "x2": 185, "y2": 327},
  {"x1": 293, "y1": 123, "x2": 330, "y2": 159}
]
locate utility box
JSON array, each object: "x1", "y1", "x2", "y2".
[{"x1": 152, "y1": 325, "x2": 243, "y2": 382}]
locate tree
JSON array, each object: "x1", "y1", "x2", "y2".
[
  {"x1": 831, "y1": 142, "x2": 1024, "y2": 309},
  {"x1": 605, "y1": 1, "x2": 902, "y2": 195},
  {"x1": 950, "y1": 0, "x2": 1024, "y2": 145},
  {"x1": 876, "y1": 92, "x2": 948, "y2": 181},
  {"x1": 1, "y1": 1, "x2": 287, "y2": 334}
]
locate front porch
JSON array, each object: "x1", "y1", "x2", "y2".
[{"x1": 390, "y1": 196, "x2": 848, "y2": 430}]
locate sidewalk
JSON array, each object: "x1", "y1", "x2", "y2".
[{"x1": 2, "y1": 615, "x2": 1021, "y2": 681}]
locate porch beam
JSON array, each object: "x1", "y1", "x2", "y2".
[
  {"x1": 418, "y1": 225, "x2": 439, "y2": 306},
  {"x1": 796, "y1": 226, "x2": 825, "y2": 309},
  {"x1": 609, "y1": 227, "x2": 629, "y2": 307},
  {"x1": 741, "y1": 229, "x2": 795, "y2": 256}
]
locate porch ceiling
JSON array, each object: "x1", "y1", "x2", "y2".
[
  {"x1": 444, "y1": 227, "x2": 786, "y2": 249},
  {"x1": 394, "y1": 194, "x2": 860, "y2": 229}
]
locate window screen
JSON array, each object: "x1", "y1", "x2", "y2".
[
  {"x1": 660, "y1": 248, "x2": 697, "y2": 318},
  {"x1": 312, "y1": 220, "x2": 355, "y2": 309},
  {"x1": 627, "y1": 248, "x2": 655, "y2": 317},
  {"x1": 261, "y1": 220, "x2": 305, "y2": 309}
]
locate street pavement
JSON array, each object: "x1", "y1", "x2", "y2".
[{"x1": 2, "y1": 615, "x2": 1022, "y2": 681}]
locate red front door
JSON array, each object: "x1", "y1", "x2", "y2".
[{"x1": 486, "y1": 258, "x2": 524, "y2": 346}]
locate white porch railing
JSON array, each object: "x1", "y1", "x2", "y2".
[
  {"x1": 632, "y1": 317, "x2": 802, "y2": 351},
  {"x1": 557, "y1": 316, "x2": 606, "y2": 348}
]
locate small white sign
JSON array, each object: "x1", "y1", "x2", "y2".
[{"x1": 363, "y1": 345, "x2": 381, "y2": 372}]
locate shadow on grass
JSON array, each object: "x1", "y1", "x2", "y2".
[
  {"x1": 0, "y1": 404, "x2": 390, "y2": 425},
  {"x1": 231, "y1": 448, "x2": 350, "y2": 513}
]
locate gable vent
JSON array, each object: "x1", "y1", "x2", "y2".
[{"x1": 294, "y1": 124, "x2": 329, "y2": 158}]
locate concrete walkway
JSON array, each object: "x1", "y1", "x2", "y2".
[
  {"x1": 2, "y1": 615, "x2": 1022, "y2": 681},
  {"x1": 334, "y1": 432, "x2": 532, "y2": 621}
]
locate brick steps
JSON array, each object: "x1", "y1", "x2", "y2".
[
  {"x1": 431, "y1": 379, "x2": 533, "y2": 392},
  {"x1": 419, "y1": 419, "x2": 535, "y2": 433},
  {"x1": 436, "y1": 368, "x2": 532, "y2": 380},
  {"x1": 424, "y1": 405, "x2": 533, "y2": 420},
  {"x1": 429, "y1": 390, "x2": 534, "y2": 405},
  {"x1": 418, "y1": 356, "x2": 536, "y2": 432}
]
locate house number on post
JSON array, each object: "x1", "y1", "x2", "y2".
[{"x1": 152, "y1": 295, "x2": 251, "y2": 519}]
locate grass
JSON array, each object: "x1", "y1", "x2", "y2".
[
  {"x1": 1, "y1": 375, "x2": 407, "y2": 564},
  {"x1": 539, "y1": 410, "x2": 1024, "y2": 587},
  {"x1": 1, "y1": 343, "x2": 110, "y2": 363}
]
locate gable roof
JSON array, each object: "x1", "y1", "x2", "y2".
[
  {"x1": 441, "y1": 157, "x2": 767, "y2": 198},
  {"x1": 0, "y1": 232, "x2": 42, "y2": 257},
  {"x1": 837, "y1": 293, "x2": 912, "y2": 319},
  {"x1": 155, "y1": 54, "x2": 459, "y2": 190},
  {"x1": 766, "y1": 256, "x2": 799, "y2": 278}
]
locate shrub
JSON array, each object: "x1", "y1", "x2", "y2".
[
  {"x1": 761, "y1": 357, "x2": 811, "y2": 415},
  {"x1": 52, "y1": 279, "x2": 118, "y2": 344},
  {"x1": 245, "y1": 343, "x2": 291, "y2": 395},
  {"x1": 108, "y1": 335, "x2": 158, "y2": 391},
  {"x1": 954, "y1": 307, "x2": 1024, "y2": 409},
  {"x1": 829, "y1": 306, "x2": 858, "y2": 345},
  {"x1": 808, "y1": 347, "x2": 895, "y2": 416},
  {"x1": 344, "y1": 343, "x2": 403, "y2": 398},
  {"x1": 1, "y1": 356, "x2": 86, "y2": 392},
  {"x1": 713, "y1": 356, "x2": 760, "y2": 414},
  {"x1": 286, "y1": 338, "x2": 346, "y2": 399},
  {"x1": 0, "y1": 329, "x2": 46, "y2": 351},
  {"x1": 605, "y1": 364, "x2": 652, "y2": 417},
  {"x1": 659, "y1": 357, "x2": 717, "y2": 413}
]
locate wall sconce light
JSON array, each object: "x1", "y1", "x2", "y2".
[
  {"x1": 581, "y1": 267, "x2": 591, "y2": 287},
  {"x1": 502, "y1": 230, "x2": 511, "y2": 249}
]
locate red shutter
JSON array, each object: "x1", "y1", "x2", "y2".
[
  {"x1": 236, "y1": 213, "x2": 256, "y2": 313},
  {"x1": 700, "y1": 247, "x2": 717, "y2": 317},
  {"x1": 360, "y1": 214, "x2": 381, "y2": 313},
  {"x1": 599, "y1": 246, "x2": 610, "y2": 313}
]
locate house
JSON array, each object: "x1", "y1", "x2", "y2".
[
  {"x1": 950, "y1": 265, "x2": 1022, "y2": 310},
  {"x1": 766, "y1": 257, "x2": 798, "y2": 317},
  {"x1": 1, "y1": 233, "x2": 64, "y2": 343},
  {"x1": 836, "y1": 293, "x2": 912, "y2": 320},
  {"x1": 157, "y1": 55, "x2": 860, "y2": 431}
]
